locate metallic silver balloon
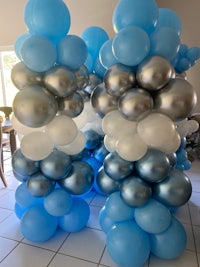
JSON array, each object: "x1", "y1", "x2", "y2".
[
  {"x1": 13, "y1": 84, "x2": 58, "y2": 127},
  {"x1": 136, "y1": 55, "x2": 175, "y2": 90},
  {"x1": 118, "y1": 88, "x2": 154, "y2": 121},
  {"x1": 103, "y1": 152, "x2": 134, "y2": 181},
  {"x1": 26, "y1": 172, "x2": 56, "y2": 197},
  {"x1": 96, "y1": 167, "x2": 120, "y2": 195},
  {"x1": 104, "y1": 63, "x2": 136, "y2": 97},
  {"x1": 44, "y1": 66, "x2": 77, "y2": 97},
  {"x1": 153, "y1": 169, "x2": 192, "y2": 207},
  {"x1": 11, "y1": 62, "x2": 43, "y2": 90},
  {"x1": 13, "y1": 169, "x2": 29, "y2": 182},
  {"x1": 58, "y1": 161, "x2": 94, "y2": 195},
  {"x1": 90, "y1": 83, "x2": 118, "y2": 117},
  {"x1": 136, "y1": 148, "x2": 171, "y2": 183},
  {"x1": 74, "y1": 65, "x2": 89, "y2": 89},
  {"x1": 84, "y1": 74, "x2": 102, "y2": 94},
  {"x1": 154, "y1": 78, "x2": 197, "y2": 121},
  {"x1": 120, "y1": 175, "x2": 152, "y2": 207},
  {"x1": 166, "y1": 152, "x2": 177, "y2": 167},
  {"x1": 58, "y1": 92, "x2": 84, "y2": 118},
  {"x1": 40, "y1": 150, "x2": 72, "y2": 180}
]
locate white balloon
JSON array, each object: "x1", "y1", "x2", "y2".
[
  {"x1": 104, "y1": 135, "x2": 117, "y2": 152},
  {"x1": 176, "y1": 119, "x2": 199, "y2": 138},
  {"x1": 84, "y1": 101, "x2": 98, "y2": 122},
  {"x1": 158, "y1": 130, "x2": 181, "y2": 154},
  {"x1": 73, "y1": 110, "x2": 88, "y2": 129}
]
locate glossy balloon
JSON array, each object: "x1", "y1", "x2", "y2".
[
  {"x1": 84, "y1": 74, "x2": 102, "y2": 95},
  {"x1": 99, "y1": 206, "x2": 115, "y2": 233},
  {"x1": 84, "y1": 130, "x2": 101, "y2": 150},
  {"x1": 99, "y1": 39, "x2": 119, "y2": 69},
  {"x1": 93, "y1": 142, "x2": 109, "y2": 163},
  {"x1": 14, "y1": 33, "x2": 31, "y2": 60},
  {"x1": 74, "y1": 65, "x2": 89, "y2": 89}
]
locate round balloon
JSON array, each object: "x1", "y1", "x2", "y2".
[{"x1": 99, "y1": 39, "x2": 119, "y2": 69}]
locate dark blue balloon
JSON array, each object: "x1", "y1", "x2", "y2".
[
  {"x1": 84, "y1": 130, "x2": 101, "y2": 150},
  {"x1": 93, "y1": 142, "x2": 109, "y2": 163}
]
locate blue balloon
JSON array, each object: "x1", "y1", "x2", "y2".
[
  {"x1": 21, "y1": 204, "x2": 58, "y2": 242},
  {"x1": 84, "y1": 156, "x2": 102, "y2": 177},
  {"x1": 84, "y1": 130, "x2": 101, "y2": 150},
  {"x1": 21, "y1": 35, "x2": 57, "y2": 72},
  {"x1": 94, "y1": 57, "x2": 107, "y2": 78},
  {"x1": 14, "y1": 33, "x2": 31, "y2": 60},
  {"x1": 44, "y1": 188, "x2": 72, "y2": 216},
  {"x1": 99, "y1": 39, "x2": 119, "y2": 69},
  {"x1": 104, "y1": 191, "x2": 135, "y2": 222},
  {"x1": 112, "y1": 0, "x2": 159, "y2": 34},
  {"x1": 112, "y1": 26, "x2": 150, "y2": 66},
  {"x1": 24, "y1": 0, "x2": 70, "y2": 41},
  {"x1": 134, "y1": 198, "x2": 172, "y2": 234},
  {"x1": 15, "y1": 203, "x2": 29, "y2": 219},
  {"x1": 57, "y1": 35, "x2": 88, "y2": 70},
  {"x1": 84, "y1": 52, "x2": 94, "y2": 73},
  {"x1": 150, "y1": 217, "x2": 187, "y2": 259},
  {"x1": 99, "y1": 206, "x2": 115, "y2": 233},
  {"x1": 187, "y1": 47, "x2": 200, "y2": 63},
  {"x1": 107, "y1": 221, "x2": 150, "y2": 267},
  {"x1": 58, "y1": 198, "x2": 90, "y2": 232},
  {"x1": 93, "y1": 142, "x2": 109, "y2": 163}
]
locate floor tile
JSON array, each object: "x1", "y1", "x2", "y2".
[
  {"x1": 0, "y1": 190, "x2": 15, "y2": 210},
  {"x1": 87, "y1": 205, "x2": 102, "y2": 230},
  {"x1": 193, "y1": 225, "x2": 200, "y2": 252},
  {"x1": 0, "y1": 208, "x2": 13, "y2": 223},
  {"x1": 90, "y1": 194, "x2": 107, "y2": 207},
  {"x1": 173, "y1": 204, "x2": 191, "y2": 224},
  {"x1": 0, "y1": 237, "x2": 18, "y2": 262},
  {"x1": 189, "y1": 206, "x2": 200, "y2": 226},
  {"x1": 189, "y1": 192, "x2": 200, "y2": 207},
  {"x1": 183, "y1": 223, "x2": 196, "y2": 251},
  {"x1": 0, "y1": 213, "x2": 23, "y2": 241}
]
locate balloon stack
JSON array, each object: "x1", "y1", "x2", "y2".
[{"x1": 11, "y1": 0, "x2": 200, "y2": 266}]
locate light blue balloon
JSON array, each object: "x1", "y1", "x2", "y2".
[
  {"x1": 107, "y1": 221, "x2": 151, "y2": 267},
  {"x1": 150, "y1": 27, "x2": 180, "y2": 62},
  {"x1": 112, "y1": 0, "x2": 159, "y2": 34},
  {"x1": 134, "y1": 198, "x2": 172, "y2": 234},
  {"x1": 150, "y1": 217, "x2": 187, "y2": 259},
  {"x1": 94, "y1": 57, "x2": 107, "y2": 78},
  {"x1": 99, "y1": 206, "x2": 115, "y2": 233},
  {"x1": 84, "y1": 52, "x2": 94, "y2": 73},
  {"x1": 104, "y1": 191, "x2": 135, "y2": 222},
  {"x1": 57, "y1": 35, "x2": 88, "y2": 70},
  {"x1": 112, "y1": 26, "x2": 150, "y2": 66},
  {"x1": 24, "y1": 0, "x2": 70, "y2": 41},
  {"x1": 21, "y1": 35, "x2": 57, "y2": 72},
  {"x1": 99, "y1": 39, "x2": 119, "y2": 69},
  {"x1": 15, "y1": 203, "x2": 29, "y2": 220},
  {"x1": 58, "y1": 198, "x2": 90, "y2": 232},
  {"x1": 14, "y1": 33, "x2": 31, "y2": 60},
  {"x1": 21, "y1": 204, "x2": 58, "y2": 242},
  {"x1": 187, "y1": 47, "x2": 200, "y2": 63}
]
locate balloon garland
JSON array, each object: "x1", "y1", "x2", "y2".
[{"x1": 11, "y1": 0, "x2": 200, "y2": 266}]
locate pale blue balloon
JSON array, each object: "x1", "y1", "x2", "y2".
[
  {"x1": 99, "y1": 39, "x2": 119, "y2": 69},
  {"x1": 94, "y1": 57, "x2": 107, "y2": 78},
  {"x1": 14, "y1": 33, "x2": 31, "y2": 60},
  {"x1": 99, "y1": 206, "x2": 115, "y2": 233},
  {"x1": 84, "y1": 52, "x2": 94, "y2": 73}
]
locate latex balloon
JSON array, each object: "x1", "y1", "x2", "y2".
[
  {"x1": 136, "y1": 148, "x2": 171, "y2": 183},
  {"x1": 104, "y1": 64, "x2": 136, "y2": 97},
  {"x1": 44, "y1": 66, "x2": 77, "y2": 97},
  {"x1": 160, "y1": 130, "x2": 181, "y2": 154},
  {"x1": 136, "y1": 56, "x2": 175, "y2": 90},
  {"x1": 13, "y1": 84, "x2": 58, "y2": 128},
  {"x1": 154, "y1": 78, "x2": 197, "y2": 121},
  {"x1": 93, "y1": 142, "x2": 109, "y2": 163},
  {"x1": 14, "y1": 33, "x2": 31, "y2": 60},
  {"x1": 118, "y1": 88, "x2": 153, "y2": 121},
  {"x1": 120, "y1": 175, "x2": 152, "y2": 207},
  {"x1": 58, "y1": 161, "x2": 94, "y2": 195},
  {"x1": 103, "y1": 152, "x2": 134, "y2": 181},
  {"x1": 40, "y1": 150, "x2": 72, "y2": 180},
  {"x1": 99, "y1": 206, "x2": 115, "y2": 233},
  {"x1": 90, "y1": 83, "x2": 118, "y2": 117},
  {"x1": 104, "y1": 135, "x2": 117, "y2": 152},
  {"x1": 58, "y1": 92, "x2": 84, "y2": 118},
  {"x1": 84, "y1": 74, "x2": 102, "y2": 95},
  {"x1": 26, "y1": 172, "x2": 55, "y2": 197},
  {"x1": 84, "y1": 130, "x2": 101, "y2": 150},
  {"x1": 153, "y1": 169, "x2": 192, "y2": 207},
  {"x1": 11, "y1": 62, "x2": 43, "y2": 90},
  {"x1": 74, "y1": 65, "x2": 89, "y2": 89},
  {"x1": 99, "y1": 39, "x2": 119, "y2": 69}
]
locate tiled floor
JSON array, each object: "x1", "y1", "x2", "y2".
[{"x1": 0, "y1": 152, "x2": 200, "y2": 267}]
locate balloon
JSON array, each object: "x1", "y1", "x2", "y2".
[
  {"x1": 27, "y1": 172, "x2": 55, "y2": 197},
  {"x1": 74, "y1": 65, "x2": 89, "y2": 90},
  {"x1": 107, "y1": 221, "x2": 150, "y2": 267},
  {"x1": 104, "y1": 191, "x2": 135, "y2": 222},
  {"x1": 103, "y1": 152, "x2": 134, "y2": 181},
  {"x1": 24, "y1": 0, "x2": 70, "y2": 41},
  {"x1": 118, "y1": 88, "x2": 153, "y2": 121},
  {"x1": 84, "y1": 130, "x2": 101, "y2": 150},
  {"x1": 93, "y1": 142, "x2": 109, "y2": 163},
  {"x1": 14, "y1": 33, "x2": 31, "y2": 60},
  {"x1": 99, "y1": 206, "x2": 115, "y2": 233},
  {"x1": 160, "y1": 130, "x2": 181, "y2": 154},
  {"x1": 44, "y1": 66, "x2": 77, "y2": 97},
  {"x1": 103, "y1": 63, "x2": 136, "y2": 97},
  {"x1": 45, "y1": 115, "x2": 78, "y2": 146},
  {"x1": 154, "y1": 78, "x2": 197, "y2": 121},
  {"x1": 120, "y1": 175, "x2": 152, "y2": 207},
  {"x1": 99, "y1": 40, "x2": 119, "y2": 69},
  {"x1": 112, "y1": 26, "x2": 150, "y2": 66},
  {"x1": 11, "y1": 62, "x2": 43, "y2": 90},
  {"x1": 58, "y1": 161, "x2": 94, "y2": 195},
  {"x1": 21, "y1": 204, "x2": 58, "y2": 242},
  {"x1": 84, "y1": 52, "x2": 94, "y2": 73},
  {"x1": 84, "y1": 74, "x2": 102, "y2": 95},
  {"x1": 136, "y1": 56, "x2": 175, "y2": 91},
  {"x1": 20, "y1": 131, "x2": 54, "y2": 161},
  {"x1": 57, "y1": 35, "x2": 88, "y2": 70},
  {"x1": 13, "y1": 85, "x2": 58, "y2": 128},
  {"x1": 58, "y1": 198, "x2": 90, "y2": 232},
  {"x1": 112, "y1": 0, "x2": 159, "y2": 34},
  {"x1": 104, "y1": 135, "x2": 117, "y2": 152},
  {"x1": 21, "y1": 35, "x2": 57, "y2": 72},
  {"x1": 150, "y1": 217, "x2": 187, "y2": 259},
  {"x1": 135, "y1": 148, "x2": 171, "y2": 183},
  {"x1": 134, "y1": 198, "x2": 172, "y2": 234},
  {"x1": 15, "y1": 203, "x2": 29, "y2": 220},
  {"x1": 153, "y1": 168, "x2": 192, "y2": 207},
  {"x1": 93, "y1": 57, "x2": 107, "y2": 78},
  {"x1": 44, "y1": 188, "x2": 72, "y2": 216},
  {"x1": 40, "y1": 150, "x2": 72, "y2": 180}
]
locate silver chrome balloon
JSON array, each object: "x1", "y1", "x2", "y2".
[
  {"x1": 118, "y1": 88, "x2": 154, "y2": 121},
  {"x1": 136, "y1": 55, "x2": 175, "y2": 90},
  {"x1": 104, "y1": 63, "x2": 136, "y2": 97},
  {"x1": 84, "y1": 74, "x2": 102, "y2": 95},
  {"x1": 13, "y1": 84, "x2": 58, "y2": 127},
  {"x1": 154, "y1": 77, "x2": 197, "y2": 121},
  {"x1": 58, "y1": 92, "x2": 84, "y2": 118},
  {"x1": 44, "y1": 65, "x2": 77, "y2": 97},
  {"x1": 90, "y1": 83, "x2": 118, "y2": 117},
  {"x1": 74, "y1": 65, "x2": 89, "y2": 89},
  {"x1": 120, "y1": 175, "x2": 152, "y2": 207},
  {"x1": 153, "y1": 169, "x2": 192, "y2": 207}
]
